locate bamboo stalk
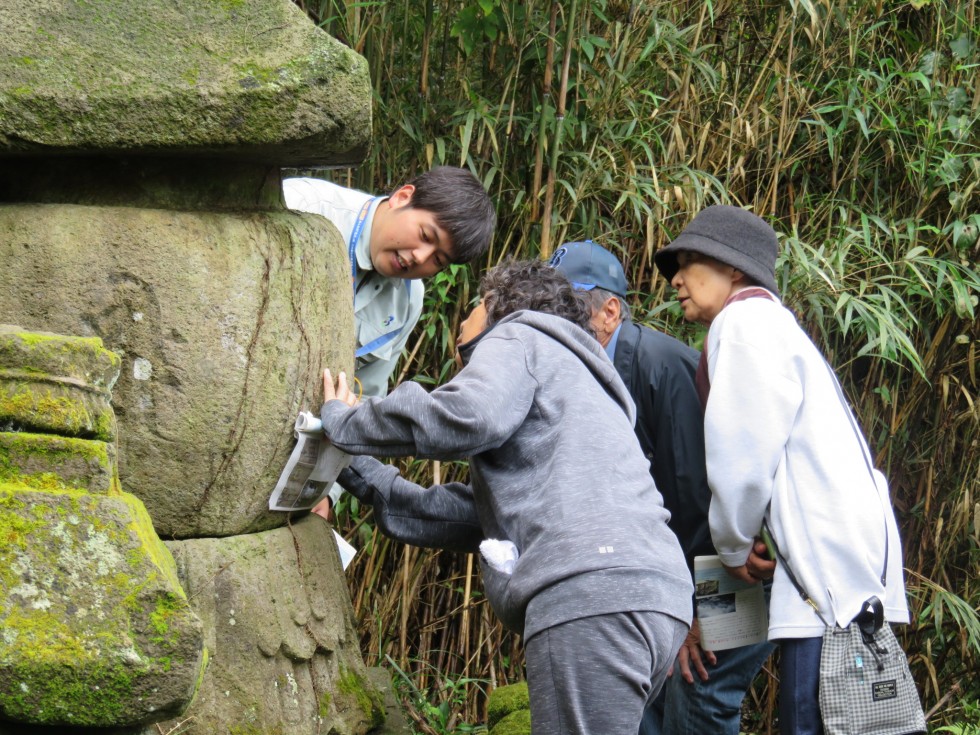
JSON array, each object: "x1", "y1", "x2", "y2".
[
  {"x1": 532, "y1": 3, "x2": 559, "y2": 223},
  {"x1": 540, "y1": 0, "x2": 578, "y2": 259}
]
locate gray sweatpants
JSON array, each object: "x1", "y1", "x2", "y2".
[{"x1": 524, "y1": 611, "x2": 688, "y2": 735}]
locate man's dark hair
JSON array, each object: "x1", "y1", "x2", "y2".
[
  {"x1": 401, "y1": 166, "x2": 496, "y2": 264},
  {"x1": 480, "y1": 260, "x2": 595, "y2": 337}
]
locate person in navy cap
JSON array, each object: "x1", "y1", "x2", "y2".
[{"x1": 550, "y1": 240, "x2": 774, "y2": 735}]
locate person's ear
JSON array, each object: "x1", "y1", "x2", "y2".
[
  {"x1": 388, "y1": 184, "x2": 415, "y2": 210},
  {"x1": 730, "y1": 268, "x2": 747, "y2": 286},
  {"x1": 602, "y1": 295, "x2": 621, "y2": 325}
]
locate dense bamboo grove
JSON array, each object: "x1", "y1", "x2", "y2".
[{"x1": 292, "y1": 0, "x2": 979, "y2": 731}]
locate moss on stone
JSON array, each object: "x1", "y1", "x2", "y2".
[
  {"x1": 0, "y1": 327, "x2": 120, "y2": 388},
  {"x1": 337, "y1": 664, "x2": 385, "y2": 730},
  {"x1": 0, "y1": 482, "x2": 203, "y2": 725},
  {"x1": 487, "y1": 681, "x2": 530, "y2": 729},
  {"x1": 122, "y1": 492, "x2": 185, "y2": 595},
  {"x1": 0, "y1": 380, "x2": 115, "y2": 440},
  {"x1": 0, "y1": 432, "x2": 117, "y2": 495},
  {"x1": 0, "y1": 654, "x2": 135, "y2": 724},
  {"x1": 149, "y1": 593, "x2": 183, "y2": 645},
  {"x1": 318, "y1": 690, "x2": 332, "y2": 718},
  {"x1": 0, "y1": 1, "x2": 371, "y2": 164},
  {"x1": 490, "y1": 709, "x2": 532, "y2": 735}
]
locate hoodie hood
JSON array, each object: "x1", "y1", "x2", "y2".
[{"x1": 460, "y1": 310, "x2": 636, "y2": 426}]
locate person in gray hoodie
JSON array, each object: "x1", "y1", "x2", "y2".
[{"x1": 319, "y1": 260, "x2": 693, "y2": 735}]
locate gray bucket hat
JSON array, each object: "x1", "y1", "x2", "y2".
[{"x1": 655, "y1": 205, "x2": 779, "y2": 295}]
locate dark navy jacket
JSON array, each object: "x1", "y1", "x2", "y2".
[{"x1": 612, "y1": 319, "x2": 713, "y2": 570}]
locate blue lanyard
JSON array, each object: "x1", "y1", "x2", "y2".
[
  {"x1": 348, "y1": 197, "x2": 376, "y2": 288},
  {"x1": 348, "y1": 196, "x2": 410, "y2": 359}
]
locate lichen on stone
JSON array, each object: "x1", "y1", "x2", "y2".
[{"x1": 0, "y1": 482, "x2": 205, "y2": 726}]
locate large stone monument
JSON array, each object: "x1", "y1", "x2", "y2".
[{"x1": 0, "y1": 1, "x2": 406, "y2": 732}]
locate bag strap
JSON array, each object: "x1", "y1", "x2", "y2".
[
  {"x1": 821, "y1": 360, "x2": 888, "y2": 588},
  {"x1": 762, "y1": 358, "x2": 890, "y2": 627}
]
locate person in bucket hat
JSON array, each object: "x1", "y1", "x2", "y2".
[
  {"x1": 656, "y1": 206, "x2": 911, "y2": 735},
  {"x1": 551, "y1": 239, "x2": 774, "y2": 735}
]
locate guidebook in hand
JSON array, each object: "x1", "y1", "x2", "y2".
[{"x1": 694, "y1": 555, "x2": 769, "y2": 651}]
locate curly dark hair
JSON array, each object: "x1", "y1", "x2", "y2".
[{"x1": 480, "y1": 259, "x2": 595, "y2": 337}]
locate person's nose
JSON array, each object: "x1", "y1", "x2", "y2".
[
  {"x1": 410, "y1": 242, "x2": 437, "y2": 266},
  {"x1": 670, "y1": 271, "x2": 683, "y2": 290}
]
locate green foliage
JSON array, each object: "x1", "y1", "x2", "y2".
[
  {"x1": 385, "y1": 655, "x2": 489, "y2": 734},
  {"x1": 301, "y1": 0, "x2": 980, "y2": 728}
]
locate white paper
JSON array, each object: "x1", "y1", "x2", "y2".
[
  {"x1": 479, "y1": 538, "x2": 519, "y2": 575},
  {"x1": 333, "y1": 530, "x2": 358, "y2": 570},
  {"x1": 268, "y1": 411, "x2": 352, "y2": 512},
  {"x1": 694, "y1": 555, "x2": 769, "y2": 651}
]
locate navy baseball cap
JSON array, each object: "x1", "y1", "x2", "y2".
[{"x1": 548, "y1": 240, "x2": 628, "y2": 298}]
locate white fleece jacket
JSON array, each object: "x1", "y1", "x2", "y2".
[{"x1": 703, "y1": 292, "x2": 909, "y2": 639}]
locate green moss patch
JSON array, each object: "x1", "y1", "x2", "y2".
[
  {"x1": 0, "y1": 482, "x2": 204, "y2": 725},
  {"x1": 0, "y1": 432, "x2": 117, "y2": 494},
  {"x1": 336, "y1": 664, "x2": 386, "y2": 730},
  {"x1": 491, "y1": 709, "x2": 532, "y2": 735},
  {"x1": 0, "y1": 327, "x2": 120, "y2": 389},
  {"x1": 488, "y1": 681, "x2": 530, "y2": 729},
  {"x1": 0, "y1": 379, "x2": 116, "y2": 441}
]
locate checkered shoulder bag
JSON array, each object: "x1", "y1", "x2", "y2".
[{"x1": 819, "y1": 598, "x2": 925, "y2": 735}]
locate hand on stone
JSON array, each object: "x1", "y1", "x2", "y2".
[{"x1": 323, "y1": 369, "x2": 359, "y2": 408}]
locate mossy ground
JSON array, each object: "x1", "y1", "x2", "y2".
[{"x1": 487, "y1": 681, "x2": 529, "y2": 729}]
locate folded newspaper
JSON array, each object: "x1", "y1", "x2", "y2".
[
  {"x1": 269, "y1": 411, "x2": 352, "y2": 512},
  {"x1": 269, "y1": 411, "x2": 357, "y2": 569}
]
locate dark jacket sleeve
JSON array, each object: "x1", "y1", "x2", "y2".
[
  {"x1": 616, "y1": 321, "x2": 713, "y2": 570},
  {"x1": 337, "y1": 455, "x2": 484, "y2": 553}
]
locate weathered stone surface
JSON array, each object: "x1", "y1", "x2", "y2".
[
  {"x1": 0, "y1": 432, "x2": 118, "y2": 494},
  {"x1": 0, "y1": 0, "x2": 371, "y2": 165},
  {"x1": 365, "y1": 667, "x2": 414, "y2": 735},
  {"x1": 0, "y1": 482, "x2": 206, "y2": 726},
  {"x1": 0, "y1": 203, "x2": 354, "y2": 537},
  {"x1": 157, "y1": 515, "x2": 386, "y2": 734},
  {"x1": 0, "y1": 326, "x2": 121, "y2": 388},
  {"x1": 0, "y1": 376, "x2": 117, "y2": 440},
  {"x1": 0, "y1": 327, "x2": 120, "y2": 439}
]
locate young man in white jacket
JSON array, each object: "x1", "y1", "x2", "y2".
[{"x1": 653, "y1": 205, "x2": 910, "y2": 735}]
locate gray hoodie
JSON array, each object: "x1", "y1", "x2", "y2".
[{"x1": 323, "y1": 310, "x2": 693, "y2": 639}]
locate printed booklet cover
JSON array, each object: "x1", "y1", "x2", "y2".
[{"x1": 694, "y1": 554, "x2": 769, "y2": 651}]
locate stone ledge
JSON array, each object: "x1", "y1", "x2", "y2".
[{"x1": 0, "y1": 0, "x2": 370, "y2": 165}]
